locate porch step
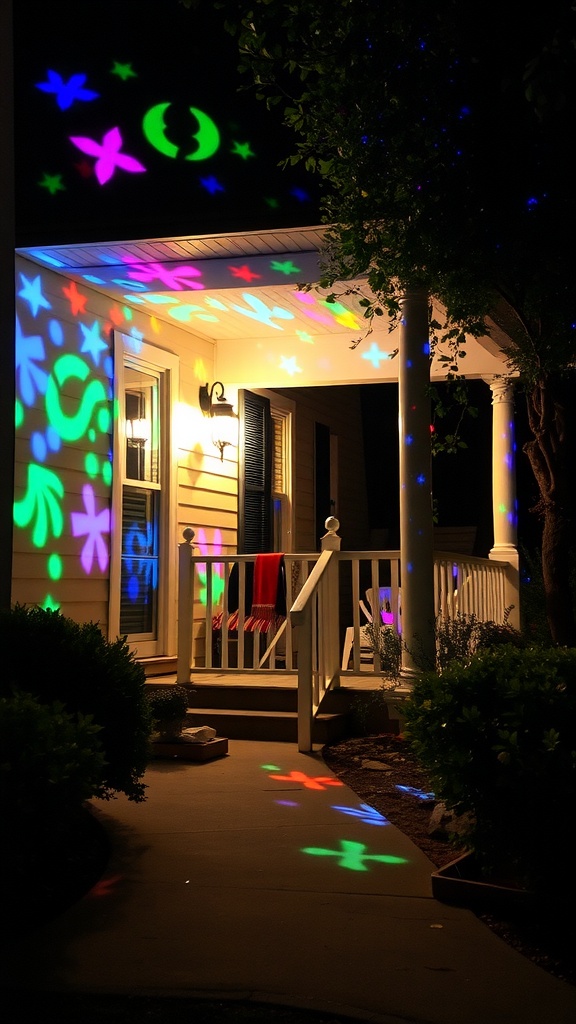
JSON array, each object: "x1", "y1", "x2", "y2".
[
  {"x1": 140, "y1": 657, "x2": 178, "y2": 678},
  {"x1": 186, "y1": 682, "x2": 349, "y2": 742},
  {"x1": 144, "y1": 678, "x2": 403, "y2": 743},
  {"x1": 183, "y1": 707, "x2": 348, "y2": 744}
]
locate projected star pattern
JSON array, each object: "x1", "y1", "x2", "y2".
[
  {"x1": 15, "y1": 2, "x2": 322, "y2": 242},
  {"x1": 14, "y1": 271, "x2": 114, "y2": 611},
  {"x1": 13, "y1": 267, "x2": 228, "y2": 615},
  {"x1": 26, "y1": 243, "x2": 399, "y2": 379}
]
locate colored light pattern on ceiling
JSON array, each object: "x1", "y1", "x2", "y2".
[{"x1": 21, "y1": 245, "x2": 404, "y2": 384}]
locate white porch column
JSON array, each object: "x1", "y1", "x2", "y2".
[
  {"x1": 486, "y1": 376, "x2": 520, "y2": 629},
  {"x1": 398, "y1": 288, "x2": 436, "y2": 679}
]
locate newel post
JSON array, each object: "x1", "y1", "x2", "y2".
[
  {"x1": 321, "y1": 516, "x2": 341, "y2": 684},
  {"x1": 321, "y1": 515, "x2": 341, "y2": 552},
  {"x1": 177, "y1": 527, "x2": 195, "y2": 683}
]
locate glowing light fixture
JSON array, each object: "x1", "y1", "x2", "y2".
[
  {"x1": 199, "y1": 381, "x2": 237, "y2": 461},
  {"x1": 126, "y1": 418, "x2": 151, "y2": 444}
]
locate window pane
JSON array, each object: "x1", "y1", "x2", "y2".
[
  {"x1": 124, "y1": 368, "x2": 159, "y2": 483},
  {"x1": 120, "y1": 485, "x2": 159, "y2": 636}
]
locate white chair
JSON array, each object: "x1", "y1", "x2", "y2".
[
  {"x1": 362, "y1": 586, "x2": 402, "y2": 632},
  {"x1": 341, "y1": 586, "x2": 402, "y2": 670}
]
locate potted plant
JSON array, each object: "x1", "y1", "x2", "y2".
[
  {"x1": 145, "y1": 684, "x2": 228, "y2": 762},
  {"x1": 145, "y1": 686, "x2": 191, "y2": 742}
]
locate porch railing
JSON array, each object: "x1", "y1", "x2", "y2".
[
  {"x1": 177, "y1": 537, "x2": 510, "y2": 750},
  {"x1": 177, "y1": 534, "x2": 509, "y2": 682}
]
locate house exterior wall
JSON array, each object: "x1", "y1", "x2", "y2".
[{"x1": 13, "y1": 253, "x2": 234, "y2": 647}]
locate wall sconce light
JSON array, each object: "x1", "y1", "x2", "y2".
[
  {"x1": 199, "y1": 381, "x2": 238, "y2": 461},
  {"x1": 125, "y1": 418, "x2": 151, "y2": 445}
]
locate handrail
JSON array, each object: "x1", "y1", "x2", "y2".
[{"x1": 290, "y1": 549, "x2": 340, "y2": 752}]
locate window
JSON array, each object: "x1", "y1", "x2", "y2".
[
  {"x1": 109, "y1": 334, "x2": 178, "y2": 657},
  {"x1": 121, "y1": 366, "x2": 160, "y2": 638}
]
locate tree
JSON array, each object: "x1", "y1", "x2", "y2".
[{"x1": 213, "y1": 0, "x2": 576, "y2": 645}]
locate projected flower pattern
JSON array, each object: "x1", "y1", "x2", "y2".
[
  {"x1": 262, "y1": 763, "x2": 410, "y2": 873},
  {"x1": 13, "y1": 265, "x2": 232, "y2": 616},
  {"x1": 32, "y1": 57, "x2": 314, "y2": 208},
  {"x1": 14, "y1": 271, "x2": 116, "y2": 611},
  {"x1": 14, "y1": 269, "x2": 175, "y2": 620}
]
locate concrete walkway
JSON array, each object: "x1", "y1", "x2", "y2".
[{"x1": 2, "y1": 739, "x2": 575, "y2": 1024}]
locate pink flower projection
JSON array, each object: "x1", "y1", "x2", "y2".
[
  {"x1": 71, "y1": 484, "x2": 111, "y2": 573},
  {"x1": 69, "y1": 127, "x2": 146, "y2": 185}
]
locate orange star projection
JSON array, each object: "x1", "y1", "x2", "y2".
[{"x1": 269, "y1": 770, "x2": 344, "y2": 791}]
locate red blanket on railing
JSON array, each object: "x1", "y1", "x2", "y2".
[
  {"x1": 213, "y1": 554, "x2": 286, "y2": 633},
  {"x1": 244, "y1": 553, "x2": 286, "y2": 632}
]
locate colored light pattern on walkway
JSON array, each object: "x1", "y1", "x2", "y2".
[
  {"x1": 302, "y1": 839, "x2": 408, "y2": 871},
  {"x1": 264, "y1": 762, "x2": 412, "y2": 874},
  {"x1": 331, "y1": 803, "x2": 390, "y2": 826},
  {"x1": 269, "y1": 770, "x2": 344, "y2": 791}
]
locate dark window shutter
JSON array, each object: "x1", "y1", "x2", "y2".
[
  {"x1": 238, "y1": 390, "x2": 272, "y2": 553},
  {"x1": 315, "y1": 421, "x2": 331, "y2": 550}
]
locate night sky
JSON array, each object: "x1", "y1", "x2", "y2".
[{"x1": 13, "y1": 0, "x2": 322, "y2": 247}]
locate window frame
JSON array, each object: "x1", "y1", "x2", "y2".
[{"x1": 109, "y1": 332, "x2": 178, "y2": 658}]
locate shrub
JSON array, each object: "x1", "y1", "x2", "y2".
[
  {"x1": 0, "y1": 690, "x2": 106, "y2": 824},
  {"x1": 0, "y1": 605, "x2": 153, "y2": 801},
  {"x1": 434, "y1": 611, "x2": 526, "y2": 672},
  {"x1": 362, "y1": 622, "x2": 403, "y2": 681},
  {"x1": 403, "y1": 646, "x2": 576, "y2": 898}
]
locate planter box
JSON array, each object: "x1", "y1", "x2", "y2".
[
  {"x1": 151, "y1": 736, "x2": 229, "y2": 761},
  {"x1": 432, "y1": 851, "x2": 535, "y2": 913}
]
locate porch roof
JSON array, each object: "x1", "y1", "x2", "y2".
[{"x1": 17, "y1": 225, "x2": 514, "y2": 388}]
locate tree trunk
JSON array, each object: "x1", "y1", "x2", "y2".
[{"x1": 522, "y1": 374, "x2": 576, "y2": 646}]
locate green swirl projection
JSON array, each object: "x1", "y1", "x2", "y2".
[{"x1": 45, "y1": 353, "x2": 109, "y2": 441}]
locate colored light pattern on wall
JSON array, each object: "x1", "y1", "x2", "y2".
[
  {"x1": 12, "y1": 266, "x2": 202, "y2": 620},
  {"x1": 195, "y1": 528, "x2": 225, "y2": 608},
  {"x1": 14, "y1": 270, "x2": 115, "y2": 611}
]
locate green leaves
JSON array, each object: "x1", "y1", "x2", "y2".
[{"x1": 404, "y1": 645, "x2": 576, "y2": 891}]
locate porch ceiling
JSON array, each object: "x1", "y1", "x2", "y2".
[{"x1": 17, "y1": 225, "x2": 513, "y2": 386}]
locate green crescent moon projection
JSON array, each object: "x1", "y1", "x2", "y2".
[{"x1": 142, "y1": 102, "x2": 220, "y2": 160}]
